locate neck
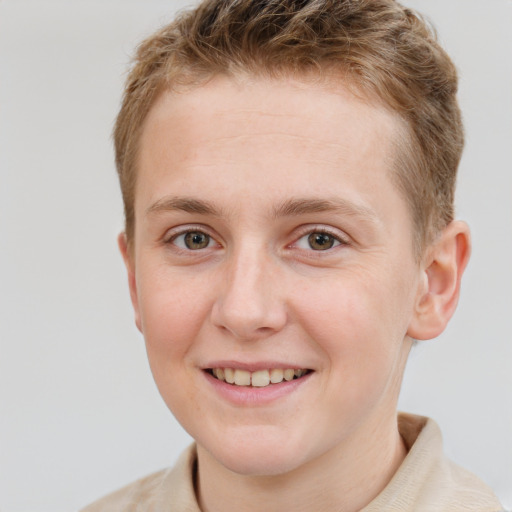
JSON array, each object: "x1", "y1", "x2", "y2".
[{"x1": 196, "y1": 414, "x2": 407, "y2": 512}]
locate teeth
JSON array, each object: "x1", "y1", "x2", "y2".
[
  {"x1": 251, "y1": 370, "x2": 270, "y2": 387},
  {"x1": 210, "y1": 367, "x2": 308, "y2": 387},
  {"x1": 284, "y1": 369, "x2": 295, "y2": 381},
  {"x1": 234, "y1": 369, "x2": 251, "y2": 386},
  {"x1": 224, "y1": 367, "x2": 235, "y2": 384},
  {"x1": 270, "y1": 368, "x2": 284, "y2": 384}
]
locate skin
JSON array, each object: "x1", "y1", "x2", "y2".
[{"x1": 119, "y1": 75, "x2": 471, "y2": 512}]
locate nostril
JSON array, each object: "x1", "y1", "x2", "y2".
[
  {"x1": 211, "y1": 300, "x2": 286, "y2": 340},
  {"x1": 209, "y1": 260, "x2": 288, "y2": 339}
]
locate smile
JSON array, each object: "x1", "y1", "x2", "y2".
[{"x1": 208, "y1": 368, "x2": 311, "y2": 387}]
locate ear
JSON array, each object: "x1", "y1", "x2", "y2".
[
  {"x1": 407, "y1": 221, "x2": 471, "y2": 340},
  {"x1": 117, "y1": 232, "x2": 142, "y2": 333}
]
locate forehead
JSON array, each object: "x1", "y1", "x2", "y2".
[
  {"x1": 141, "y1": 75, "x2": 399, "y2": 160},
  {"x1": 136, "y1": 75, "x2": 408, "y2": 228}
]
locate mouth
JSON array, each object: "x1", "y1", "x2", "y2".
[{"x1": 206, "y1": 367, "x2": 312, "y2": 388}]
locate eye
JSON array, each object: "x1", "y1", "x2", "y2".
[
  {"x1": 294, "y1": 230, "x2": 344, "y2": 251},
  {"x1": 171, "y1": 230, "x2": 215, "y2": 250}
]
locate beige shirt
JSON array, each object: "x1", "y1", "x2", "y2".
[{"x1": 81, "y1": 414, "x2": 503, "y2": 512}]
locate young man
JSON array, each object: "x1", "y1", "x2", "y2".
[{"x1": 82, "y1": 0, "x2": 504, "y2": 510}]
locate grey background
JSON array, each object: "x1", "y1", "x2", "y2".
[{"x1": 0, "y1": 1, "x2": 510, "y2": 510}]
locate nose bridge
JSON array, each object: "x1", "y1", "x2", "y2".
[{"x1": 211, "y1": 240, "x2": 286, "y2": 339}]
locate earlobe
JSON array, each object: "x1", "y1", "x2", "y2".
[
  {"x1": 117, "y1": 232, "x2": 143, "y2": 333},
  {"x1": 407, "y1": 221, "x2": 471, "y2": 341}
]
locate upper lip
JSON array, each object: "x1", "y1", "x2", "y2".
[{"x1": 202, "y1": 360, "x2": 311, "y2": 372}]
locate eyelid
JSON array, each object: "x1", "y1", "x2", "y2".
[
  {"x1": 161, "y1": 223, "x2": 349, "y2": 252},
  {"x1": 289, "y1": 225, "x2": 351, "y2": 250},
  {"x1": 163, "y1": 224, "x2": 222, "y2": 249}
]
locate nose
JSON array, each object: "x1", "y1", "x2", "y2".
[{"x1": 210, "y1": 245, "x2": 287, "y2": 341}]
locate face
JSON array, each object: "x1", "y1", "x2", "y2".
[{"x1": 124, "y1": 75, "x2": 423, "y2": 477}]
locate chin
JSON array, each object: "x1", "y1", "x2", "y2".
[
  {"x1": 199, "y1": 428, "x2": 313, "y2": 477},
  {"x1": 217, "y1": 449, "x2": 305, "y2": 477}
]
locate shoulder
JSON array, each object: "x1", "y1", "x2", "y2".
[
  {"x1": 363, "y1": 414, "x2": 504, "y2": 512},
  {"x1": 80, "y1": 468, "x2": 171, "y2": 512},
  {"x1": 80, "y1": 444, "x2": 199, "y2": 512}
]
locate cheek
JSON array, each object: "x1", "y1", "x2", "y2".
[
  {"x1": 136, "y1": 271, "x2": 213, "y2": 421},
  {"x1": 137, "y1": 267, "x2": 213, "y2": 366},
  {"x1": 284, "y1": 276, "x2": 411, "y2": 445},
  {"x1": 294, "y1": 270, "x2": 412, "y2": 379}
]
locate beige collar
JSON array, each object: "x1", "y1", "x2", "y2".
[{"x1": 81, "y1": 413, "x2": 503, "y2": 512}]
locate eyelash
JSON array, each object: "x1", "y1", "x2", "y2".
[
  {"x1": 163, "y1": 225, "x2": 349, "y2": 253},
  {"x1": 164, "y1": 226, "x2": 220, "y2": 252},
  {"x1": 291, "y1": 226, "x2": 349, "y2": 253}
]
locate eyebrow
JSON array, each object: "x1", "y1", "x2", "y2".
[
  {"x1": 146, "y1": 196, "x2": 223, "y2": 217},
  {"x1": 145, "y1": 195, "x2": 378, "y2": 223},
  {"x1": 272, "y1": 197, "x2": 378, "y2": 222}
]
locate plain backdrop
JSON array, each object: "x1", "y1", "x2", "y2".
[{"x1": 0, "y1": 1, "x2": 511, "y2": 510}]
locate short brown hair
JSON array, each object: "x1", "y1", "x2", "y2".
[{"x1": 114, "y1": 0, "x2": 463, "y2": 255}]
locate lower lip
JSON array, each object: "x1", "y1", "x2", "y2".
[{"x1": 203, "y1": 371, "x2": 313, "y2": 406}]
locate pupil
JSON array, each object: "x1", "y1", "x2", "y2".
[
  {"x1": 308, "y1": 232, "x2": 334, "y2": 250},
  {"x1": 185, "y1": 232, "x2": 209, "y2": 249}
]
